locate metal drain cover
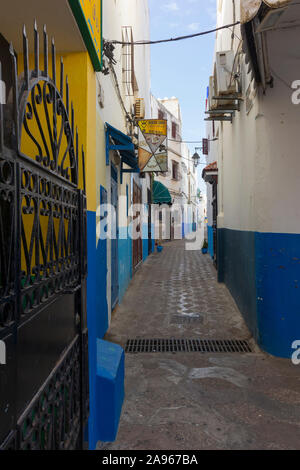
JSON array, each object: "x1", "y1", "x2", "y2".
[{"x1": 125, "y1": 339, "x2": 252, "y2": 354}]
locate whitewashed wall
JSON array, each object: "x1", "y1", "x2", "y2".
[
  {"x1": 96, "y1": 0, "x2": 151, "y2": 315},
  {"x1": 213, "y1": 0, "x2": 300, "y2": 235}
]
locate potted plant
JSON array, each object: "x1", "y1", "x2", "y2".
[{"x1": 202, "y1": 240, "x2": 208, "y2": 254}]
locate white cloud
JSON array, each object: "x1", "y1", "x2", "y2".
[
  {"x1": 161, "y1": 2, "x2": 179, "y2": 12},
  {"x1": 188, "y1": 22, "x2": 200, "y2": 31}
]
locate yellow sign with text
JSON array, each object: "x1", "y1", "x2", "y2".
[
  {"x1": 69, "y1": 0, "x2": 102, "y2": 71},
  {"x1": 138, "y1": 119, "x2": 167, "y2": 136}
]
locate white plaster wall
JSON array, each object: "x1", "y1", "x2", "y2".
[
  {"x1": 100, "y1": 0, "x2": 150, "y2": 131},
  {"x1": 181, "y1": 143, "x2": 190, "y2": 201},
  {"x1": 96, "y1": 0, "x2": 151, "y2": 315},
  {"x1": 208, "y1": 0, "x2": 300, "y2": 235},
  {"x1": 151, "y1": 94, "x2": 183, "y2": 201}
]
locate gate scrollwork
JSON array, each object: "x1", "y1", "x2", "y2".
[{"x1": 0, "y1": 21, "x2": 88, "y2": 450}]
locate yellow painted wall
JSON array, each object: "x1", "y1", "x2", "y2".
[{"x1": 17, "y1": 51, "x2": 97, "y2": 277}]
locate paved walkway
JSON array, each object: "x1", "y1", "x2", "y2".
[{"x1": 105, "y1": 240, "x2": 300, "y2": 450}]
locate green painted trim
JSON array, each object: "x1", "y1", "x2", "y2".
[{"x1": 68, "y1": 0, "x2": 103, "y2": 71}]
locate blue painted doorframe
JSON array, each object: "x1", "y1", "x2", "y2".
[{"x1": 111, "y1": 165, "x2": 119, "y2": 310}]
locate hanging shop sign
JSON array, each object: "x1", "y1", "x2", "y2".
[
  {"x1": 69, "y1": 0, "x2": 102, "y2": 71},
  {"x1": 138, "y1": 120, "x2": 168, "y2": 173},
  {"x1": 202, "y1": 138, "x2": 208, "y2": 155}
]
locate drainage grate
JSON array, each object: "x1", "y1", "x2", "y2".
[{"x1": 125, "y1": 339, "x2": 252, "y2": 354}]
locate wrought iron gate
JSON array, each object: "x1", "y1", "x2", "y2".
[{"x1": 0, "y1": 23, "x2": 89, "y2": 450}]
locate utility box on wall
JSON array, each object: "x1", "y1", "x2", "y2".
[
  {"x1": 216, "y1": 50, "x2": 236, "y2": 95},
  {"x1": 96, "y1": 339, "x2": 125, "y2": 443}
]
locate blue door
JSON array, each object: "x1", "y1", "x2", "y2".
[{"x1": 111, "y1": 166, "x2": 119, "y2": 310}]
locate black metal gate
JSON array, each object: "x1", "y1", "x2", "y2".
[{"x1": 0, "y1": 23, "x2": 89, "y2": 450}]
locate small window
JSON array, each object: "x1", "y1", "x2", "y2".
[
  {"x1": 172, "y1": 161, "x2": 179, "y2": 181},
  {"x1": 122, "y1": 26, "x2": 136, "y2": 96},
  {"x1": 158, "y1": 109, "x2": 164, "y2": 120},
  {"x1": 172, "y1": 122, "x2": 177, "y2": 139}
]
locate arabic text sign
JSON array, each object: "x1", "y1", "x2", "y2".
[{"x1": 138, "y1": 119, "x2": 167, "y2": 136}]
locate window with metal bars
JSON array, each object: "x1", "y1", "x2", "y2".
[{"x1": 122, "y1": 26, "x2": 138, "y2": 96}]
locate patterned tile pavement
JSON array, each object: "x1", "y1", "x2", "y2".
[{"x1": 104, "y1": 240, "x2": 300, "y2": 450}]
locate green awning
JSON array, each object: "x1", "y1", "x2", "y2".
[{"x1": 152, "y1": 181, "x2": 172, "y2": 205}]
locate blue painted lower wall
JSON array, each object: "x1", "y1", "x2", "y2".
[
  {"x1": 256, "y1": 232, "x2": 300, "y2": 358},
  {"x1": 207, "y1": 225, "x2": 214, "y2": 258},
  {"x1": 218, "y1": 228, "x2": 300, "y2": 358},
  {"x1": 118, "y1": 227, "x2": 132, "y2": 303},
  {"x1": 96, "y1": 236, "x2": 108, "y2": 339},
  {"x1": 142, "y1": 223, "x2": 148, "y2": 262},
  {"x1": 183, "y1": 223, "x2": 193, "y2": 237},
  {"x1": 86, "y1": 210, "x2": 113, "y2": 449}
]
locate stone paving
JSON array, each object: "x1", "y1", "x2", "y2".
[{"x1": 105, "y1": 240, "x2": 300, "y2": 450}]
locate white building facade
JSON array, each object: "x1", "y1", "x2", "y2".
[
  {"x1": 203, "y1": 0, "x2": 300, "y2": 357},
  {"x1": 96, "y1": 0, "x2": 153, "y2": 325},
  {"x1": 151, "y1": 95, "x2": 198, "y2": 240}
]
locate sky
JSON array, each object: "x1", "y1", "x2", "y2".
[{"x1": 148, "y1": 0, "x2": 217, "y2": 189}]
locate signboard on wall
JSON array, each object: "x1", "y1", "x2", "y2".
[
  {"x1": 138, "y1": 120, "x2": 168, "y2": 173},
  {"x1": 202, "y1": 138, "x2": 208, "y2": 155},
  {"x1": 69, "y1": 0, "x2": 102, "y2": 71}
]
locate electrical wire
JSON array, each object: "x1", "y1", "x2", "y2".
[
  {"x1": 270, "y1": 67, "x2": 293, "y2": 90},
  {"x1": 168, "y1": 138, "x2": 217, "y2": 143},
  {"x1": 169, "y1": 139, "x2": 203, "y2": 143},
  {"x1": 108, "y1": 61, "x2": 134, "y2": 123},
  {"x1": 107, "y1": 21, "x2": 241, "y2": 46}
]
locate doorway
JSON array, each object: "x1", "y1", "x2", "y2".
[
  {"x1": 212, "y1": 180, "x2": 218, "y2": 269},
  {"x1": 147, "y1": 188, "x2": 152, "y2": 256}
]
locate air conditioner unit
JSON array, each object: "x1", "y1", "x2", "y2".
[
  {"x1": 208, "y1": 74, "x2": 228, "y2": 111},
  {"x1": 135, "y1": 98, "x2": 145, "y2": 119},
  {"x1": 216, "y1": 51, "x2": 236, "y2": 95}
]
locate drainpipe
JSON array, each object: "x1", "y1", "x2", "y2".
[{"x1": 231, "y1": 0, "x2": 236, "y2": 50}]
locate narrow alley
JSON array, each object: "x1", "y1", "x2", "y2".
[
  {"x1": 105, "y1": 241, "x2": 300, "y2": 451},
  {"x1": 1, "y1": 0, "x2": 300, "y2": 455}
]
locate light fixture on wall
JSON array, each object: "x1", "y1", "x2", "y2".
[{"x1": 192, "y1": 148, "x2": 201, "y2": 167}]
